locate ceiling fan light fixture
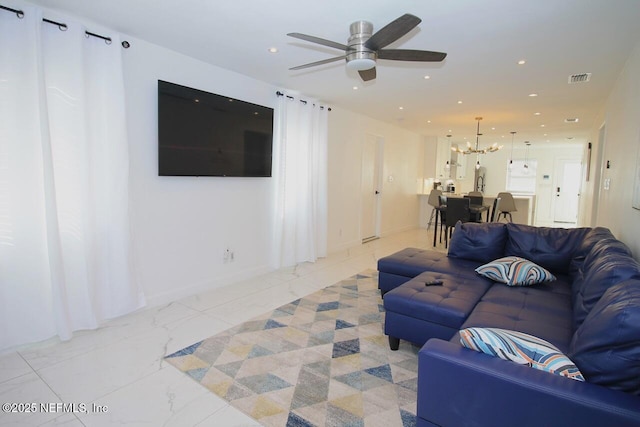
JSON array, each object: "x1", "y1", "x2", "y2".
[
  {"x1": 346, "y1": 57, "x2": 376, "y2": 71},
  {"x1": 287, "y1": 14, "x2": 446, "y2": 82}
]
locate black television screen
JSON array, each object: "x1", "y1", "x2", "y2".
[{"x1": 158, "y1": 80, "x2": 274, "y2": 177}]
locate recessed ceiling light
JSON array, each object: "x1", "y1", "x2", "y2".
[
  {"x1": 424, "y1": 75, "x2": 431, "y2": 79},
  {"x1": 194, "y1": 99, "x2": 200, "y2": 103},
  {"x1": 399, "y1": 106, "x2": 404, "y2": 110},
  {"x1": 491, "y1": 127, "x2": 496, "y2": 130},
  {"x1": 353, "y1": 86, "x2": 358, "y2": 90},
  {"x1": 529, "y1": 93, "x2": 538, "y2": 97},
  {"x1": 534, "y1": 112, "x2": 541, "y2": 116},
  {"x1": 457, "y1": 100, "x2": 463, "y2": 104},
  {"x1": 518, "y1": 59, "x2": 526, "y2": 65},
  {"x1": 427, "y1": 120, "x2": 431, "y2": 123},
  {"x1": 448, "y1": 129, "x2": 452, "y2": 133},
  {"x1": 268, "y1": 47, "x2": 278, "y2": 53},
  {"x1": 540, "y1": 124, "x2": 546, "y2": 127}
]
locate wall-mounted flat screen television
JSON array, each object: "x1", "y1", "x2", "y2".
[{"x1": 158, "y1": 80, "x2": 274, "y2": 177}]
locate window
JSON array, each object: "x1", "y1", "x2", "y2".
[{"x1": 506, "y1": 160, "x2": 537, "y2": 193}]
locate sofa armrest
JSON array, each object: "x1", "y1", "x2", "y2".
[{"x1": 418, "y1": 339, "x2": 640, "y2": 427}]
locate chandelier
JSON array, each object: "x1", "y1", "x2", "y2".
[{"x1": 451, "y1": 117, "x2": 503, "y2": 155}]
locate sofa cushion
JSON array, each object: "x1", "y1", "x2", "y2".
[
  {"x1": 460, "y1": 327, "x2": 584, "y2": 381},
  {"x1": 569, "y1": 227, "x2": 616, "y2": 275},
  {"x1": 475, "y1": 256, "x2": 556, "y2": 286},
  {"x1": 447, "y1": 222, "x2": 507, "y2": 263},
  {"x1": 461, "y1": 285, "x2": 573, "y2": 352},
  {"x1": 505, "y1": 223, "x2": 590, "y2": 274},
  {"x1": 582, "y1": 237, "x2": 634, "y2": 273},
  {"x1": 569, "y1": 280, "x2": 640, "y2": 395},
  {"x1": 572, "y1": 253, "x2": 640, "y2": 330}
]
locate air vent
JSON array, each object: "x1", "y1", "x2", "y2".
[
  {"x1": 565, "y1": 118, "x2": 579, "y2": 123},
  {"x1": 568, "y1": 73, "x2": 591, "y2": 84}
]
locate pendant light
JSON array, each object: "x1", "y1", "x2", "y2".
[
  {"x1": 523, "y1": 141, "x2": 531, "y2": 174},
  {"x1": 509, "y1": 131, "x2": 516, "y2": 169},
  {"x1": 445, "y1": 135, "x2": 452, "y2": 172},
  {"x1": 451, "y1": 117, "x2": 504, "y2": 155}
]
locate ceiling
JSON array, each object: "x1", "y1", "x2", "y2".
[{"x1": 23, "y1": 0, "x2": 640, "y2": 147}]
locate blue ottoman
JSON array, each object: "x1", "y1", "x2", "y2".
[{"x1": 383, "y1": 271, "x2": 493, "y2": 349}]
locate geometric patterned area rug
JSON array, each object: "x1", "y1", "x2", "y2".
[{"x1": 165, "y1": 269, "x2": 419, "y2": 427}]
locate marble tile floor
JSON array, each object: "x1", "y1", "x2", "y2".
[{"x1": 0, "y1": 227, "x2": 445, "y2": 427}]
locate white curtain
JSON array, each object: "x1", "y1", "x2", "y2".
[
  {"x1": 271, "y1": 92, "x2": 328, "y2": 268},
  {"x1": 0, "y1": 5, "x2": 145, "y2": 351}
]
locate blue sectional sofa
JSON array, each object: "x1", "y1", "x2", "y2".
[{"x1": 378, "y1": 222, "x2": 640, "y2": 427}]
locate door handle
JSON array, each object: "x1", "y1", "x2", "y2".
[{"x1": 375, "y1": 191, "x2": 380, "y2": 194}]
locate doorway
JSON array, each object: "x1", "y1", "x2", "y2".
[
  {"x1": 361, "y1": 134, "x2": 383, "y2": 243},
  {"x1": 554, "y1": 159, "x2": 582, "y2": 224}
]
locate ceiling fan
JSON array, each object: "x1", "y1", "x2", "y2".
[{"x1": 287, "y1": 13, "x2": 447, "y2": 81}]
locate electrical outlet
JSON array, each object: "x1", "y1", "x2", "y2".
[{"x1": 223, "y1": 248, "x2": 235, "y2": 263}]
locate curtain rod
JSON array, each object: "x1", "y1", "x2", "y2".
[
  {"x1": 1, "y1": 4, "x2": 24, "y2": 18},
  {"x1": 276, "y1": 91, "x2": 331, "y2": 111},
  {"x1": 1, "y1": 3, "x2": 129, "y2": 47}
]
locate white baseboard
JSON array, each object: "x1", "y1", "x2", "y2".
[{"x1": 143, "y1": 263, "x2": 273, "y2": 309}]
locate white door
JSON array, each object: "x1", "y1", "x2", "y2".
[
  {"x1": 554, "y1": 159, "x2": 581, "y2": 223},
  {"x1": 361, "y1": 135, "x2": 382, "y2": 242}
]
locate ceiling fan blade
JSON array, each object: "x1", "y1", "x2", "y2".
[
  {"x1": 358, "y1": 67, "x2": 376, "y2": 81},
  {"x1": 289, "y1": 55, "x2": 347, "y2": 71},
  {"x1": 365, "y1": 14, "x2": 421, "y2": 51},
  {"x1": 287, "y1": 33, "x2": 350, "y2": 51},
  {"x1": 377, "y1": 49, "x2": 447, "y2": 62}
]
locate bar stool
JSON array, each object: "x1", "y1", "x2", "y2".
[
  {"x1": 426, "y1": 189, "x2": 442, "y2": 230},
  {"x1": 496, "y1": 192, "x2": 516, "y2": 222}
]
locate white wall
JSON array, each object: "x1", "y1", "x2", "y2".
[
  {"x1": 122, "y1": 38, "x2": 427, "y2": 305},
  {"x1": 123, "y1": 38, "x2": 277, "y2": 306},
  {"x1": 586, "y1": 40, "x2": 640, "y2": 259},
  {"x1": 327, "y1": 107, "x2": 425, "y2": 252}
]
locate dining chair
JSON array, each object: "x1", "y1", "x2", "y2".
[
  {"x1": 496, "y1": 192, "x2": 517, "y2": 222},
  {"x1": 490, "y1": 197, "x2": 502, "y2": 222},
  {"x1": 468, "y1": 191, "x2": 483, "y2": 197},
  {"x1": 426, "y1": 189, "x2": 442, "y2": 230},
  {"x1": 437, "y1": 194, "x2": 447, "y2": 244},
  {"x1": 444, "y1": 197, "x2": 470, "y2": 248},
  {"x1": 464, "y1": 195, "x2": 483, "y2": 222}
]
